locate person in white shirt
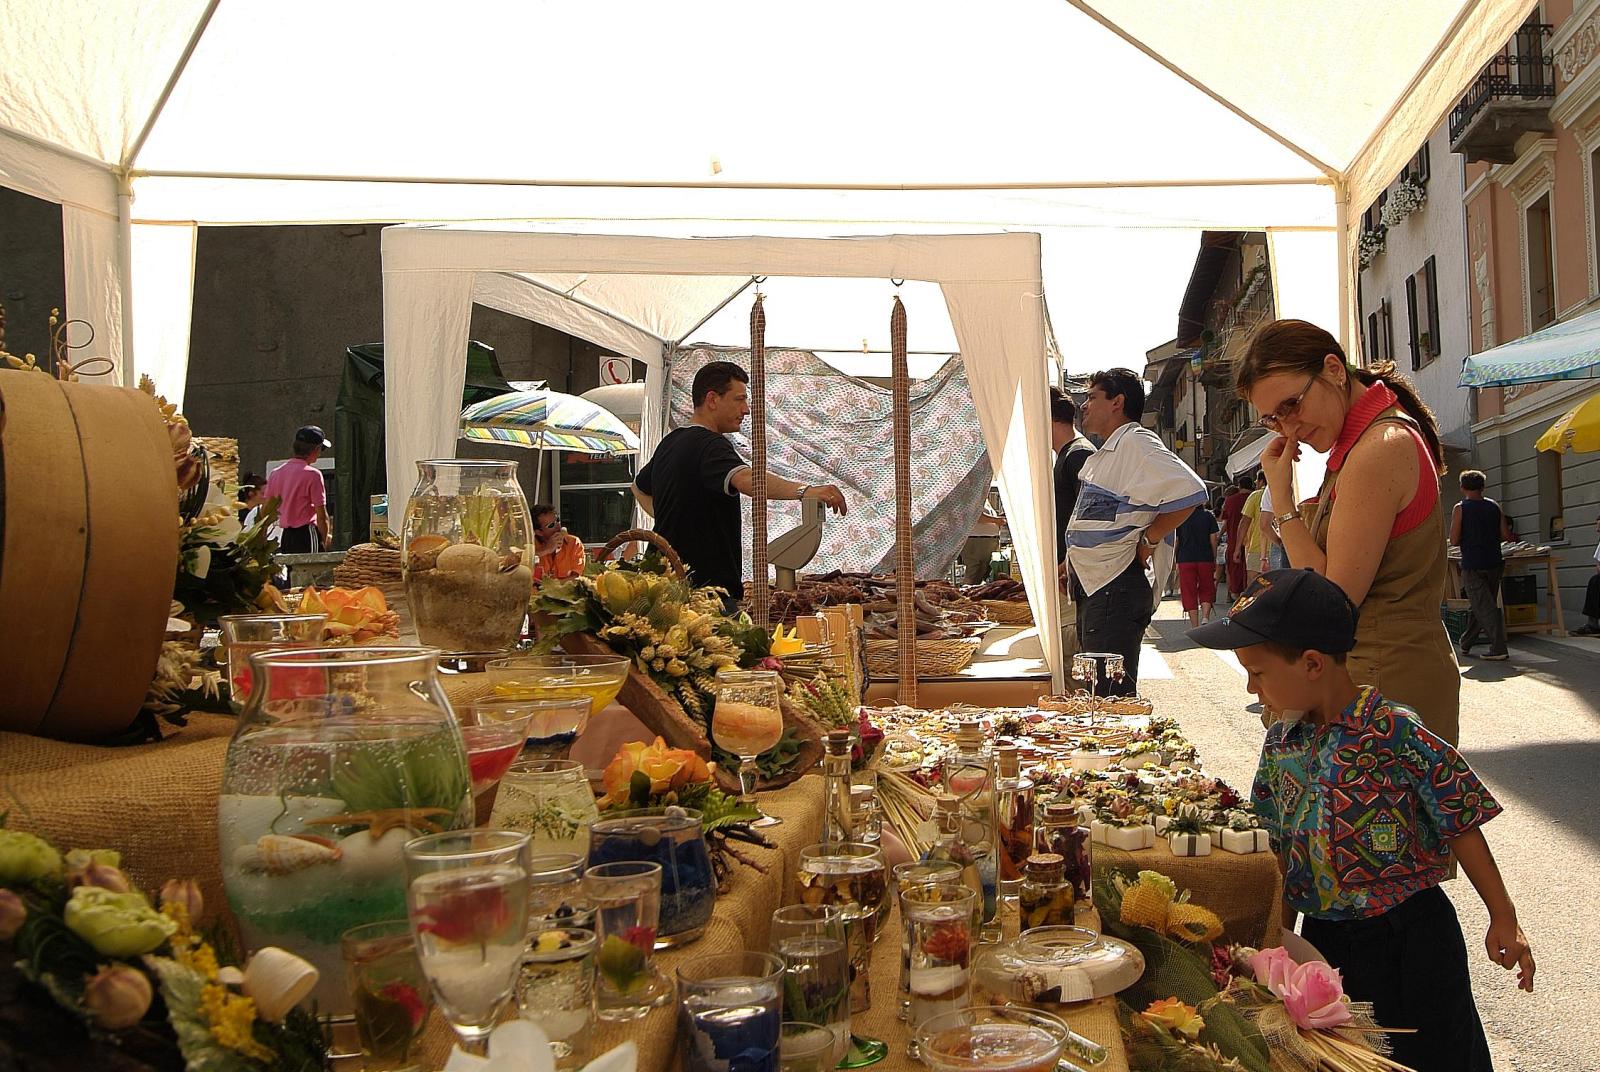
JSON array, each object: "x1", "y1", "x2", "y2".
[{"x1": 1065, "y1": 368, "x2": 1207, "y2": 694}]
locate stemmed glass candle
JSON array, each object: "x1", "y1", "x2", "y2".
[
  {"x1": 456, "y1": 702, "x2": 536, "y2": 824},
  {"x1": 488, "y1": 758, "x2": 599, "y2": 857},
  {"x1": 502, "y1": 697, "x2": 596, "y2": 760},
  {"x1": 403, "y1": 830, "x2": 531, "y2": 1055},
  {"x1": 518, "y1": 926, "x2": 598, "y2": 1070},
  {"x1": 711, "y1": 668, "x2": 785, "y2": 827},
  {"x1": 795, "y1": 842, "x2": 889, "y2": 1064},
  {"x1": 678, "y1": 952, "x2": 785, "y2": 1072},
  {"x1": 890, "y1": 861, "x2": 967, "y2": 1021},
  {"x1": 341, "y1": 920, "x2": 434, "y2": 1072},
  {"x1": 218, "y1": 613, "x2": 327, "y2": 713},
  {"x1": 903, "y1": 884, "x2": 978, "y2": 1041},
  {"x1": 585, "y1": 861, "x2": 671, "y2": 1021},
  {"x1": 768, "y1": 905, "x2": 851, "y2": 1065},
  {"x1": 779, "y1": 1021, "x2": 838, "y2": 1072},
  {"x1": 487, "y1": 654, "x2": 629, "y2": 717},
  {"x1": 913, "y1": 1006, "x2": 1071, "y2": 1072}
]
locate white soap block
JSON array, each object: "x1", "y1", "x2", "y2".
[
  {"x1": 1168, "y1": 832, "x2": 1213, "y2": 857},
  {"x1": 1153, "y1": 815, "x2": 1173, "y2": 835},
  {"x1": 1077, "y1": 804, "x2": 1097, "y2": 826},
  {"x1": 1103, "y1": 825, "x2": 1146, "y2": 851},
  {"x1": 1219, "y1": 828, "x2": 1270, "y2": 854},
  {"x1": 1140, "y1": 824, "x2": 1157, "y2": 849},
  {"x1": 1089, "y1": 820, "x2": 1108, "y2": 844},
  {"x1": 1070, "y1": 750, "x2": 1114, "y2": 772}
]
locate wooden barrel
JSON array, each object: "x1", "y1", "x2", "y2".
[{"x1": 0, "y1": 372, "x2": 179, "y2": 741}]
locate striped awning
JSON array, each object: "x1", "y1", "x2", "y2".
[
  {"x1": 1460, "y1": 306, "x2": 1600, "y2": 388},
  {"x1": 460, "y1": 389, "x2": 640, "y2": 454}
]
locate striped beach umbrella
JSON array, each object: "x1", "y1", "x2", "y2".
[{"x1": 460, "y1": 388, "x2": 640, "y2": 454}]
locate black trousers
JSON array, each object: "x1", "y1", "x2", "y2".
[
  {"x1": 1072, "y1": 558, "x2": 1152, "y2": 696},
  {"x1": 1585, "y1": 571, "x2": 1600, "y2": 620},
  {"x1": 279, "y1": 524, "x2": 320, "y2": 554},
  {"x1": 1300, "y1": 886, "x2": 1492, "y2": 1072}
]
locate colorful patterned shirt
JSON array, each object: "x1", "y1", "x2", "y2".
[{"x1": 1251, "y1": 686, "x2": 1500, "y2": 920}]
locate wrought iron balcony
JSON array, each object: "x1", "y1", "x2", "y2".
[{"x1": 1450, "y1": 22, "x2": 1555, "y2": 163}]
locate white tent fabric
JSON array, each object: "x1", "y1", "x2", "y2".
[
  {"x1": 0, "y1": 0, "x2": 1538, "y2": 391},
  {"x1": 382, "y1": 227, "x2": 1066, "y2": 688}
]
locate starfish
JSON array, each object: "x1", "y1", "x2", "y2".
[{"x1": 307, "y1": 807, "x2": 456, "y2": 838}]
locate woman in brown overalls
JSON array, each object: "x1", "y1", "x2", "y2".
[{"x1": 1233, "y1": 320, "x2": 1459, "y2": 745}]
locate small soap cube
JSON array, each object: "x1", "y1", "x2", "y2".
[{"x1": 1168, "y1": 832, "x2": 1213, "y2": 857}]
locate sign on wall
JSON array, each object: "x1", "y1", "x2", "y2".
[{"x1": 599, "y1": 356, "x2": 631, "y2": 385}]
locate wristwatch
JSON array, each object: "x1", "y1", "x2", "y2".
[
  {"x1": 1272, "y1": 510, "x2": 1301, "y2": 533},
  {"x1": 796, "y1": 485, "x2": 812, "y2": 500},
  {"x1": 1140, "y1": 533, "x2": 1159, "y2": 550}
]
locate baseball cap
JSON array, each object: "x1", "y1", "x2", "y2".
[
  {"x1": 294, "y1": 425, "x2": 331, "y2": 449},
  {"x1": 1188, "y1": 568, "x2": 1359, "y2": 654}
]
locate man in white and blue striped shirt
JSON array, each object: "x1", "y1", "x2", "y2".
[{"x1": 1066, "y1": 369, "x2": 1207, "y2": 694}]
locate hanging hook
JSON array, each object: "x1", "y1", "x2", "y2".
[
  {"x1": 752, "y1": 274, "x2": 767, "y2": 298},
  {"x1": 890, "y1": 277, "x2": 905, "y2": 288}
]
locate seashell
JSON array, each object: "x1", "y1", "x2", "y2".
[
  {"x1": 406, "y1": 534, "x2": 451, "y2": 571},
  {"x1": 437, "y1": 542, "x2": 499, "y2": 573},
  {"x1": 242, "y1": 946, "x2": 319, "y2": 1023},
  {"x1": 240, "y1": 834, "x2": 341, "y2": 876},
  {"x1": 498, "y1": 548, "x2": 523, "y2": 572}
]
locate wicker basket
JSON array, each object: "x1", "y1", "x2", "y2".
[
  {"x1": 333, "y1": 542, "x2": 403, "y2": 587},
  {"x1": 981, "y1": 598, "x2": 1034, "y2": 625},
  {"x1": 598, "y1": 528, "x2": 689, "y2": 578},
  {"x1": 865, "y1": 637, "x2": 981, "y2": 678}
]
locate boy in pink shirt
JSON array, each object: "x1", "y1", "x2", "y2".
[{"x1": 264, "y1": 425, "x2": 330, "y2": 552}]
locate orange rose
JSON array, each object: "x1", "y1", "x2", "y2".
[
  {"x1": 1141, "y1": 997, "x2": 1205, "y2": 1040},
  {"x1": 599, "y1": 737, "x2": 711, "y2": 807}
]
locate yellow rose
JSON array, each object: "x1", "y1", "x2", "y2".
[
  {"x1": 1141, "y1": 997, "x2": 1205, "y2": 1040},
  {"x1": 64, "y1": 888, "x2": 177, "y2": 957}
]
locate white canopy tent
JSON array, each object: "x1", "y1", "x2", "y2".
[
  {"x1": 0, "y1": 0, "x2": 1537, "y2": 401},
  {"x1": 382, "y1": 225, "x2": 1068, "y2": 685}
]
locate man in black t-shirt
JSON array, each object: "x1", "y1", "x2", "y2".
[
  {"x1": 633, "y1": 361, "x2": 847, "y2": 606},
  {"x1": 1450, "y1": 469, "x2": 1512, "y2": 660}
]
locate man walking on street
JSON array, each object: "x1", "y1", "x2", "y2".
[
  {"x1": 1066, "y1": 369, "x2": 1206, "y2": 694},
  {"x1": 1052, "y1": 387, "x2": 1095, "y2": 661},
  {"x1": 1175, "y1": 503, "x2": 1220, "y2": 627},
  {"x1": 1238, "y1": 472, "x2": 1268, "y2": 585},
  {"x1": 633, "y1": 360, "x2": 847, "y2": 610},
  {"x1": 1450, "y1": 469, "x2": 1512, "y2": 661}
]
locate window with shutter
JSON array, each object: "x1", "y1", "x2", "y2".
[
  {"x1": 1424, "y1": 256, "x2": 1441, "y2": 357},
  {"x1": 1405, "y1": 275, "x2": 1420, "y2": 370},
  {"x1": 1367, "y1": 312, "x2": 1379, "y2": 363}
]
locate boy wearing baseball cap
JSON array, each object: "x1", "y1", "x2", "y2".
[{"x1": 1190, "y1": 569, "x2": 1532, "y2": 1072}]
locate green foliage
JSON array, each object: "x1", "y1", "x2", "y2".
[
  {"x1": 175, "y1": 501, "x2": 282, "y2": 628},
  {"x1": 712, "y1": 728, "x2": 804, "y2": 779},
  {"x1": 329, "y1": 731, "x2": 469, "y2": 816}
]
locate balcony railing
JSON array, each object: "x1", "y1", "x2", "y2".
[{"x1": 1449, "y1": 23, "x2": 1555, "y2": 145}]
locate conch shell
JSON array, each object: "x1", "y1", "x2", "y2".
[
  {"x1": 241, "y1": 946, "x2": 319, "y2": 1023},
  {"x1": 407, "y1": 533, "x2": 451, "y2": 571},
  {"x1": 236, "y1": 834, "x2": 341, "y2": 876}
]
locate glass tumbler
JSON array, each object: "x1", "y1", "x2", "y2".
[
  {"x1": 525, "y1": 852, "x2": 593, "y2": 930},
  {"x1": 588, "y1": 807, "x2": 715, "y2": 947},
  {"x1": 518, "y1": 925, "x2": 598, "y2": 1069},
  {"x1": 678, "y1": 952, "x2": 784, "y2": 1072},
  {"x1": 585, "y1": 860, "x2": 670, "y2": 1020},
  {"x1": 768, "y1": 905, "x2": 850, "y2": 1065},
  {"x1": 780, "y1": 1021, "x2": 838, "y2": 1072},
  {"x1": 904, "y1": 884, "x2": 978, "y2": 1040},
  {"x1": 218, "y1": 612, "x2": 327, "y2": 713},
  {"x1": 341, "y1": 919, "x2": 433, "y2": 1072}
]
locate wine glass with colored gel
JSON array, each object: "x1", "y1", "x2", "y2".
[
  {"x1": 403, "y1": 830, "x2": 531, "y2": 1055},
  {"x1": 456, "y1": 703, "x2": 536, "y2": 803},
  {"x1": 711, "y1": 668, "x2": 785, "y2": 827}
]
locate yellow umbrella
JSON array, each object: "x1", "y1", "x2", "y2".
[{"x1": 1536, "y1": 392, "x2": 1600, "y2": 453}]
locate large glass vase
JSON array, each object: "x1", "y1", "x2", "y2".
[
  {"x1": 218, "y1": 646, "x2": 473, "y2": 1015},
  {"x1": 402, "y1": 459, "x2": 534, "y2": 654}
]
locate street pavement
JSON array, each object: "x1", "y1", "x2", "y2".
[{"x1": 1137, "y1": 597, "x2": 1600, "y2": 1072}]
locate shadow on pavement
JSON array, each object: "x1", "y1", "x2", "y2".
[{"x1": 1462, "y1": 738, "x2": 1600, "y2": 852}]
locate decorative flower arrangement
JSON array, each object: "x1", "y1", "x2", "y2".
[
  {"x1": 534, "y1": 561, "x2": 750, "y2": 722},
  {"x1": 1357, "y1": 227, "x2": 1387, "y2": 269},
  {"x1": 1379, "y1": 178, "x2": 1426, "y2": 228},
  {"x1": 296, "y1": 585, "x2": 401, "y2": 644},
  {"x1": 0, "y1": 823, "x2": 328, "y2": 1070}
]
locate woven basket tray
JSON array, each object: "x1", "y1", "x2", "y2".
[
  {"x1": 865, "y1": 637, "x2": 981, "y2": 678},
  {"x1": 334, "y1": 543, "x2": 403, "y2": 588},
  {"x1": 980, "y1": 598, "x2": 1034, "y2": 625}
]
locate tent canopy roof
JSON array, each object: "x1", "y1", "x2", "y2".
[{"x1": 1, "y1": 0, "x2": 1536, "y2": 228}]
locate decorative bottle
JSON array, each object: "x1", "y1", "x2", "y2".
[
  {"x1": 921, "y1": 795, "x2": 987, "y2": 922},
  {"x1": 994, "y1": 744, "x2": 1035, "y2": 902},
  {"x1": 821, "y1": 729, "x2": 855, "y2": 847},
  {"x1": 939, "y1": 720, "x2": 999, "y2": 932},
  {"x1": 1018, "y1": 853, "x2": 1075, "y2": 930},
  {"x1": 1035, "y1": 800, "x2": 1093, "y2": 902}
]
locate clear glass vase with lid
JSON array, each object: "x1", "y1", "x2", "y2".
[
  {"x1": 218, "y1": 645, "x2": 473, "y2": 1015},
  {"x1": 402, "y1": 459, "x2": 534, "y2": 654}
]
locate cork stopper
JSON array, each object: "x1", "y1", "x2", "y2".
[
  {"x1": 996, "y1": 745, "x2": 1020, "y2": 778},
  {"x1": 825, "y1": 729, "x2": 852, "y2": 755},
  {"x1": 933, "y1": 793, "x2": 961, "y2": 816},
  {"x1": 1024, "y1": 853, "x2": 1065, "y2": 878},
  {"x1": 954, "y1": 719, "x2": 983, "y2": 749},
  {"x1": 1044, "y1": 801, "x2": 1080, "y2": 825}
]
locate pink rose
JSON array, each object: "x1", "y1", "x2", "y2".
[
  {"x1": 1281, "y1": 961, "x2": 1353, "y2": 1030},
  {"x1": 1248, "y1": 946, "x2": 1297, "y2": 995}
]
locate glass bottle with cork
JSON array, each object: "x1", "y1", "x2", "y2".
[
  {"x1": 938, "y1": 719, "x2": 999, "y2": 934},
  {"x1": 993, "y1": 744, "x2": 1035, "y2": 902},
  {"x1": 1018, "y1": 853, "x2": 1075, "y2": 929},
  {"x1": 1035, "y1": 800, "x2": 1092, "y2": 902},
  {"x1": 821, "y1": 729, "x2": 854, "y2": 847}
]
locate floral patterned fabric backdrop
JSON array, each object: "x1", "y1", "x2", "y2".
[{"x1": 668, "y1": 345, "x2": 991, "y2": 580}]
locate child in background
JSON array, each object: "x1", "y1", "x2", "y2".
[{"x1": 1189, "y1": 569, "x2": 1533, "y2": 1072}]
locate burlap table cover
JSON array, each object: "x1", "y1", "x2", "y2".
[{"x1": 1, "y1": 713, "x2": 238, "y2": 921}]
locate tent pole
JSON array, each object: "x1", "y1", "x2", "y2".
[
  {"x1": 117, "y1": 171, "x2": 136, "y2": 386},
  {"x1": 890, "y1": 296, "x2": 917, "y2": 705},
  {"x1": 534, "y1": 444, "x2": 544, "y2": 501},
  {"x1": 1334, "y1": 175, "x2": 1353, "y2": 358},
  {"x1": 750, "y1": 295, "x2": 770, "y2": 629}
]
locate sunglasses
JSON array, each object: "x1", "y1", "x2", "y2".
[
  {"x1": 537, "y1": 517, "x2": 562, "y2": 530},
  {"x1": 1257, "y1": 371, "x2": 1321, "y2": 431}
]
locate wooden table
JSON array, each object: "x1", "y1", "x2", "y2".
[{"x1": 1446, "y1": 551, "x2": 1568, "y2": 637}]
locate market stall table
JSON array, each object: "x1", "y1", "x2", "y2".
[
  {"x1": 864, "y1": 625, "x2": 1051, "y2": 707},
  {"x1": 1446, "y1": 548, "x2": 1568, "y2": 637}
]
